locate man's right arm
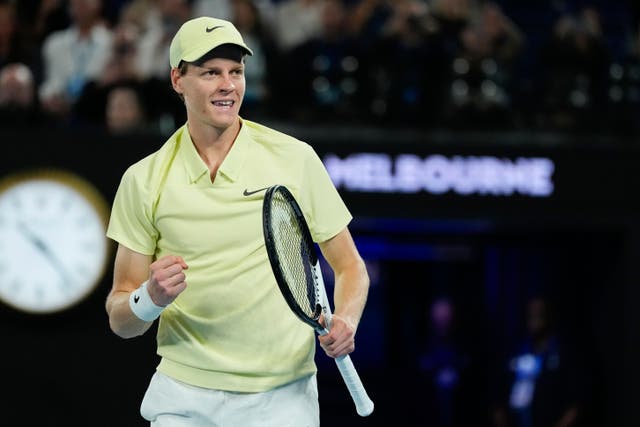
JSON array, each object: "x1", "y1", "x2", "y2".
[
  {"x1": 105, "y1": 244, "x2": 189, "y2": 339},
  {"x1": 105, "y1": 244, "x2": 155, "y2": 338}
]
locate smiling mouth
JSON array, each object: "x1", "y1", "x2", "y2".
[{"x1": 212, "y1": 100, "x2": 234, "y2": 107}]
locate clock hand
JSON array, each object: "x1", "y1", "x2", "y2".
[{"x1": 16, "y1": 220, "x2": 74, "y2": 286}]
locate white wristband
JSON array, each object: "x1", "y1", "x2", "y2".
[{"x1": 129, "y1": 281, "x2": 165, "y2": 322}]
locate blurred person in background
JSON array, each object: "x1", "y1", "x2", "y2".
[
  {"x1": 72, "y1": 5, "x2": 144, "y2": 128},
  {"x1": 415, "y1": 296, "x2": 485, "y2": 427},
  {"x1": 346, "y1": 0, "x2": 486, "y2": 127},
  {"x1": 20, "y1": 0, "x2": 69, "y2": 39},
  {"x1": 38, "y1": 0, "x2": 113, "y2": 121},
  {"x1": 429, "y1": 0, "x2": 478, "y2": 55},
  {"x1": 134, "y1": 0, "x2": 195, "y2": 81},
  {"x1": 14, "y1": 0, "x2": 69, "y2": 64},
  {"x1": 271, "y1": 0, "x2": 324, "y2": 53},
  {"x1": 536, "y1": 6, "x2": 611, "y2": 132},
  {"x1": 443, "y1": 1, "x2": 524, "y2": 129},
  {"x1": 367, "y1": 0, "x2": 451, "y2": 127},
  {"x1": 284, "y1": 0, "x2": 373, "y2": 122},
  {"x1": 0, "y1": 62, "x2": 45, "y2": 126},
  {"x1": 0, "y1": 0, "x2": 34, "y2": 69},
  {"x1": 124, "y1": 0, "x2": 194, "y2": 132},
  {"x1": 112, "y1": 0, "x2": 157, "y2": 34},
  {"x1": 105, "y1": 82, "x2": 151, "y2": 135},
  {"x1": 479, "y1": 2, "x2": 524, "y2": 66},
  {"x1": 191, "y1": 0, "x2": 233, "y2": 21},
  {"x1": 231, "y1": 0, "x2": 279, "y2": 118},
  {"x1": 74, "y1": 0, "x2": 189, "y2": 133},
  {"x1": 345, "y1": 0, "x2": 454, "y2": 52},
  {"x1": 491, "y1": 295, "x2": 585, "y2": 427},
  {"x1": 99, "y1": 3, "x2": 146, "y2": 86},
  {"x1": 345, "y1": 0, "x2": 397, "y2": 46},
  {"x1": 190, "y1": 0, "x2": 278, "y2": 33}
]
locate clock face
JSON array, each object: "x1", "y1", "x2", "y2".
[{"x1": 0, "y1": 170, "x2": 111, "y2": 314}]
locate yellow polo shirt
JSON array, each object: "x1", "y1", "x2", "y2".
[{"x1": 107, "y1": 119, "x2": 352, "y2": 392}]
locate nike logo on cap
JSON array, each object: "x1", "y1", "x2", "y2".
[
  {"x1": 134, "y1": 295, "x2": 140, "y2": 303},
  {"x1": 243, "y1": 187, "x2": 268, "y2": 196},
  {"x1": 206, "y1": 25, "x2": 224, "y2": 33}
]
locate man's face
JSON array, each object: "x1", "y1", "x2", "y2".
[{"x1": 172, "y1": 56, "x2": 246, "y2": 131}]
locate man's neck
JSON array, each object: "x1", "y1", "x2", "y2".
[{"x1": 187, "y1": 119, "x2": 242, "y2": 181}]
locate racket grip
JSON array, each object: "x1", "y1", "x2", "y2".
[{"x1": 335, "y1": 354, "x2": 375, "y2": 417}]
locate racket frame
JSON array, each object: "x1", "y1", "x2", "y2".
[{"x1": 262, "y1": 185, "x2": 374, "y2": 417}]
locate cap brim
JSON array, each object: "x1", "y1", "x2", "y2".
[{"x1": 181, "y1": 42, "x2": 253, "y2": 64}]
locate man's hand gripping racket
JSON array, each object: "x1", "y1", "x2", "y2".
[{"x1": 262, "y1": 185, "x2": 374, "y2": 417}]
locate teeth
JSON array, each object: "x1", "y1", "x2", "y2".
[{"x1": 213, "y1": 101, "x2": 233, "y2": 107}]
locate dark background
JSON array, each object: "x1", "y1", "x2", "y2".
[{"x1": 0, "y1": 126, "x2": 638, "y2": 426}]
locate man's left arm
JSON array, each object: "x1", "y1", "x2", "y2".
[{"x1": 317, "y1": 227, "x2": 370, "y2": 358}]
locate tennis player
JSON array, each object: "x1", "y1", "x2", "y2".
[{"x1": 105, "y1": 16, "x2": 370, "y2": 426}]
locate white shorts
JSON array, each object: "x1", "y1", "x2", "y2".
[{"x1": 140, "y1": 371, "x2": 320, "y2": 427}]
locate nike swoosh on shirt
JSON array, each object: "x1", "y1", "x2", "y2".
[{"x1": 243, "y1": 187, "x2": 268, "y2": 196}]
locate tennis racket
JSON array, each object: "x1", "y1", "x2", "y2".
[{"x1": 262, "y1": 184, "x2": 374, "y2": 417}]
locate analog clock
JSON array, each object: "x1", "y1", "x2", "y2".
[{"x1": 0, "y1": 169, "x2": 111, "y2": 314}]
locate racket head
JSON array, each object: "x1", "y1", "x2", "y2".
[{"x1": 262, "y1": 185, "x2": 322, "y2": 330}]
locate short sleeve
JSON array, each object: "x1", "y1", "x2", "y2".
[
  {"x1": 106, "y1": 165, "x2": 158, "y2": 255},
  {"x1": 299, "y1": 145, "x2": 352, "y2": 243}
]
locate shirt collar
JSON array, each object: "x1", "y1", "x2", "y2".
[{"x1": 178, "y1": 119, "x2": 250, "y2": 184}]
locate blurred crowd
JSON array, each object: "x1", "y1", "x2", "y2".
[{"x1": 0, "y1": 0, "x2": 639, "y2": 136}]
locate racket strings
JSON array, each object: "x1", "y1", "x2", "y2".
[{"x1": 270, "y1": 195, "x2": 319, "y2": 319}]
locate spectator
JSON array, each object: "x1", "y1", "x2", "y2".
[
  {"x1": 13, "y1": 0, "x2": 70, "y2": 88},
  {"x1": 367, "y1": 0, "x2": 451, "y2": 126},
  {"x1": 346, "y1": 0, "x2": 395, "y2": 45},
  {"x1": 74, "y1": 0, "x2": 188, "y2": 132},
  {"x1": 231, "y1": 0, "x2": 280, "y2": 118},
  {"x1": 491, "y1": 295, "x2": 585, "y2": 427},
  {"x1": 193, "y1": 0, "x2": 278, "y2": 32},
  {"x1": 38, "y1": 0, "x2": 113, "y2": 120},
  {"x1": 71, "y1": 4, "x2": 144, "y2": 127},
  {"x1": 271, "y1": 0, "x2": 324, "y2": 53},
  {"x1": 536, "y1": 7, "x2": 611, "y2": 132},
  {"x1": 0, "y1": 62, "x2": 45, "y2": 126},
  {"x1": 415, "y1": 296, "x2": 484, "y2": 427},
  {"x1": 15, "y1": 0, "x2": 69, "y2": 49},
  {"x1": 429, "y1": 0, "x2": 478, "y2": 56},
  {"x1": 480, "y1": 2, "x2": 524, "y2": 65},
  {"x1": 134, "y1": 0, "x2": 194, "y2": 81},
  {"x1": 284, "y1": 0, "x2": 374, "y2": 122},
  {"x1": 0, "y1": 0, "x2": 34, "y2": 69},
  {"x1": 112, "y1": 0, "x2": 155, "y2": 32},
  {"x1": 443, "y1": 2, "x2": 525, "y2": 129},
  {"x1": 100, "y1": 3, "x2": 146, "y2": 86},
  {"x1": 105, "y1": 82, "x2": 151, "y2": 135},
  {"x1": 192, "y1": 0, "x2": 233, "y2": 21}
]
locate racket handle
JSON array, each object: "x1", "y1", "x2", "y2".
[
  {"x1": 335, "y1": 354, "x2": 375, "y2": 416},
  {"x1": 313, "y1": 262, "x2": 374, "y2": 416}
]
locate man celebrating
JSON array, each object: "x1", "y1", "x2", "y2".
[{"x1": 105, "y1": 16, "x2": 370, "y2": 427}]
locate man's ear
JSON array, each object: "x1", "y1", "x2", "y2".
[{"x1": 170, "y1": 68, "x2": 183, "y2": 95}]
